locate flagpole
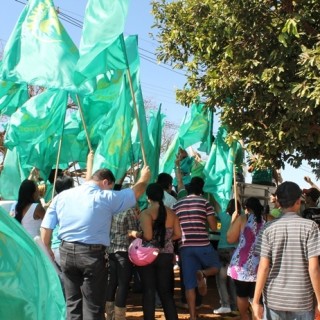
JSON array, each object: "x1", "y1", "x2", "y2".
[
  {"x1": 75, "y1": 94, "x2": 93, "y2": 152},
  {"x1": 51, "y1": 106, "x2": 68, "y2": 201},
  {"x1": 233, "y1": 165, "x2": 239, "y2": 213},
  {"x1": 120, "y1": 35, "x2": 147, "y2": 166}
]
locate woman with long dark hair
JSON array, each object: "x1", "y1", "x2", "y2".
[
  {"x1": 227, "y1": 197, "x2": 265, "y2": 320},
  {"x1": 15, "y1": 179, "x2": 45, "y2": 238},
  {"x1": 139, "y1": 183, "x2": 182, "y2": 320}
]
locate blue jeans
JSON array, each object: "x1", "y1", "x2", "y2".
[
  {"x1": 105, "y1": 251, "x2": 133, "y2": 307},
  {"x1": 138, "y1": 253, "x2": 178, "y2": 320},
  {"x1": 60, "y1": 241, "x2": 107, "y2": 320},
  {"x1": 266, "y1": 307, "x2": 314, "y2": 320}
]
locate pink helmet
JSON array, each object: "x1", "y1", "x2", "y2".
[{"x1": 128, "y1": 238, "x2": 159, "y2": 266}]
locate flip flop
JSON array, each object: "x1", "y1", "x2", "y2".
[{"x1": 196, "y1": 270, "x2": 207, "y2": 296}]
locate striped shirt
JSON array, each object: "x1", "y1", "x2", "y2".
[
  {"x1": 255, "y1": 213, "x2": 320, "y2": 311},
  {"x1": 173, "y1": 194, "x2": 214, "y2": 247}
]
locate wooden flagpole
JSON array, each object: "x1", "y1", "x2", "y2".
[
  {"x1": 75, "y1": 94, "x2": 93, "y2": 152},
  {"x1": 233, "y1": 165, "x2": 239, "y2": 213},
  {"x1": 120, "y1": 35, "x2": 147, "y2": 166},
  {"x1": 51, "y1": 105, "x2": 68, "y2": 200}
]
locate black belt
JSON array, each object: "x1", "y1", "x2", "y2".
[{"x1": 61, "y1": 240, "x2": 105, "y2": 250}]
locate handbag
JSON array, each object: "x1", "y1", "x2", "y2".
[{"x1": 128, "y1": 238, "x2": 159, "y2": 266}]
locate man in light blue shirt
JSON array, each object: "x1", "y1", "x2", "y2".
[{"x1": 41, "y1": 166, "x2": 150, "y2": 320}]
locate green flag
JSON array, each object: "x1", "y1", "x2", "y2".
[
  {"x1": 5, "y1": 90, "x2": 67, "y2": 148},
  {"x1": 159, "y1": 113, "x2": 187, "y2": 175},
  {"x1": 75, "y1": 0, "x2": 130, "y2": 83},
  {"x1": 0, "y1": 148, "x2": 29, "y2": 200},
  {"x1": 59, "y1": 110, "x2": 88, "y2": 167},
  {"x1": 178, "y1": 102, "x2": 209, "y2": 148},
  {"x1": 121, "y1": 35, "x2": 151, "y2": 167},
  {"x1": 4, "y1": 89, "x2": 67, "y2": 178},
  {"x1": 76, "y1": 70, "x2": 125, "y2": 149},
  {"x1": 0, "y1": 207, "x2": 65, "y2": 319},
  {"x1": 198, "y1": 109, "x2": 214, "y2": 155},
  {"x1": 0, "y1": 0, "x2": 93, "y2": 94},
  {"x1": 203, "y1": 126, "x2": 237, "y2": 212},
  {"x1": 129, "y1": 67, "x2": 151, "y2": 167},
  {"x1": 159, "y1": 103, "x2": 209, "y2": 175},
  {"x1": 148, "y1": 105, "x2": 165, "y2": 182},
  {"x1": 92, "y1": 73, "x2": 133, "y2": 180},
  {"x1": 0, "y1": 80, "x2": 29, "y2": 116},
  {"x1": 75, "y1": 36, "x2": 136, "y2": 149}
]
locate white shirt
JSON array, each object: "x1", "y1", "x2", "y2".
[
  {"x1": 21, "y1": 203, "x2": 42, "y2": 238},
  {"x1": 163, "y1": 191, "x2": 177, "y2": 209}
]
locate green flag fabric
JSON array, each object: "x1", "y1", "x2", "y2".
[
  {"x1": 59, "y1": 110, "x2": 88, "y2": 167},
  {"x1": 75, "y1": 35, "x2": 138, "y2": 150},
  {"x1": 0, "y1": 148, "x2": 29, "y2": 200},
  {"x1": 129, "y1": 67, "x2": 151, "y2": 167},
  {"x1": 148, "y1": 105, "x2": 165, "y2": 183},
  {"x1": 198, "y1": 110, "x2": 214, "y2": 155},
  {"x1": 159, "y1": 113, "x2": 187, "y2": 175},
  {"x1": 75, "y1": 0, "x2": 130, "y2": 83},
  {"x1": 178, "y1": 103, "x2": 209, "y2": 148},
  {"x1": 0, "y1": 80, "x2": 29, "y2": 116},
  {"x1": 4, "y1": 89, "x2": 67, "y2": 178},
  {"x1": 5, "y1": 90, "x2": 67, "y2": 148},
  {"x1": 159, "y1": 103, "x2": 209, "y2": 175},
  {"x1": 0, "y1": 0, "x2": 93, "y2": 94},
  {"x1": 92, "y1": 73, "x2": 133, "y2": 180},
  {"x1": 76, "y1": 71, "x2": 125, "y2": 149},
  {"x1": 0, "y1": 206, "x2": 65, "y2": 319},
  {"x1": 203, "y1": 127, "x2": 237, "y2": 212}
]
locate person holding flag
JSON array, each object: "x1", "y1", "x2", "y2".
[{"x1": 41, "y1": 165, "x2": 150, "y2": 320}]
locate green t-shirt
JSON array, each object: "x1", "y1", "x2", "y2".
[
  {"x1": 270, "y1": 208, "x2": 282, "y2": 218},
  {"x1": 177, "y1": 189, "x2": 188, "y2": 200}
]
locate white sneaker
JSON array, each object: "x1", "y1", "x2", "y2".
[{"x1": 213, "y1": 306, "x2": 232, "y2": 314}]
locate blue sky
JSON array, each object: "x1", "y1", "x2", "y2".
[{"x1": 0, "y1": 0, "x2": 318, "y2": 188}]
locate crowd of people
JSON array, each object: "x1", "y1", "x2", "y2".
[{"x1": 3, "y1": 147, "x2": 320, "y2": 320}]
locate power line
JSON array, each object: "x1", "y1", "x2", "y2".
[
  {"x1": 141, "y1": 81, "x2": 180, "y2": 94},
  {"x1": 140, "y1": 53, "x2": 185, "y2": 76}
]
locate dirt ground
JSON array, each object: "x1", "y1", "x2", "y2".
[{"x1": 125, "y1": 268, "x2": 241, "y2": 320}]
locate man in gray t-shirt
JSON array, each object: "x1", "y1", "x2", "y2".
[{"x1": 252, "y1": 181, "x2": 320, "y2": 320}]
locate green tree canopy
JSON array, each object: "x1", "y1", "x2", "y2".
[{"x1": 152, "y1": 0, "x2": 320, "y2": 171}]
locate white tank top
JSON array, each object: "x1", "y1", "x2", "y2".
[{"x1": 21, "y1": 203, "x2": 42, "y2": 239}]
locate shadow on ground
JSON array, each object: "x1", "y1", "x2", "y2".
[{"x1": 125, "y1": 269, "x2": 240, "y2": 320}]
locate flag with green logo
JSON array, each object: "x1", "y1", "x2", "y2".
[
  {"x1": 0, "y1": 206, "x2": 65, "y2": 319},
  {"x1": 203, "y1": 126, "x2": 237, "y2": 212},
  {"x1": 0, "y1": 0, "x2": 92, "y2": 94},
  {"x1": 4, "y1": 89, "x2": 67, "y2": 178},
  {"x1": 75, "y1": 0, "x2": 130, "y2": 83}
]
